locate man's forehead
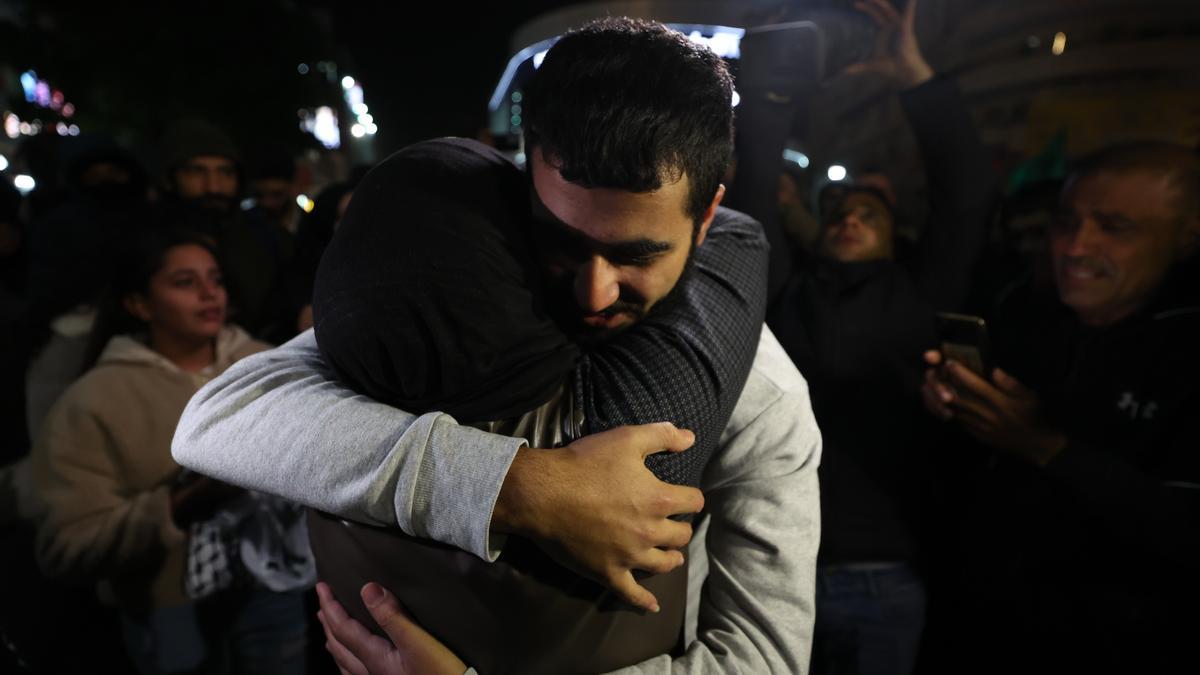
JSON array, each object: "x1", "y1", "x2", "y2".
[
  {"x1": 1065, "y1": 170, "x2": 1179, "y2": 219},
  {"x1": 529, "y1": 182, "x2": 675, "y2": 254},
  {"x1": 527, "y1": 152, "x2": 691, "y2": 245},
  {"x1": 183, "y1": 155, "x2": 236, "y2": 169}
]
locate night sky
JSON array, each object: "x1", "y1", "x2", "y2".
[
  {"x1": 4, "y1": 0, "x2": 590, "y2": 160},
  {"x1": 332, "y1": 0, "x2": 580, "y2": 152}
]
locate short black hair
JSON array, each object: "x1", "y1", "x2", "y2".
[
  {"x1": 523, "y1": 17, "x2": 734, "y2": 227},
  {"x1": 1071, "y1": 141, "x2": 1200, "y2": 223}
]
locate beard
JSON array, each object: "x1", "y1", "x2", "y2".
[
  {"x1": 186, "y1": 194, "x2": 238, "y2": 219},
  {"x1": 544, "y1": 242, "x2": 698, "y2": 347}
]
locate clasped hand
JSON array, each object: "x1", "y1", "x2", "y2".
[
  {"x1": 921, "y1": 351, "x2": 1067, "y2": 466},
  {"x1": 493, "y1": 422, "x2": 703, "y2": 613}
]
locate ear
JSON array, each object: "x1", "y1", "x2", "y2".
[
  {"x1": 695, "y1": 184, "x2": 726, "y2": 247},
  {"x1": 123, "y1": 293, "x2": 152, "y2": 323}
]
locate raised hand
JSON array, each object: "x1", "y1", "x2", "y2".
[{"x1": 843, "y1": 0, "x2": 934, "y2": 89}]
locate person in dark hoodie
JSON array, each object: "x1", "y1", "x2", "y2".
[
  {"x1": 727, "y1": 1, "x2": 994, "y2": 672},
  {"x1": 922, "y1": 141, "x2": 1200, "y2": 674},
  {"x1": 23, "y1": 135, "x2": 150, "y2": 437}
]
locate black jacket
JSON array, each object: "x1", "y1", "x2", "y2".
[
  {"x1": 731, "y1": 77, "x2": 995, "y2": 565},
  {"x1": 951, "y1": 260, "x2": 1200, "y2": 672}
]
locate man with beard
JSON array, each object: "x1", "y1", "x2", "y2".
[
  {"x1": 157, "y1": 118, "x2": 292, "y2": 338},
  {"x1": 175, "y1": 18, "x2": 821, "y2": 674}
]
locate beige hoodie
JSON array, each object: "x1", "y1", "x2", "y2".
[{"x1": 32, "y1": 326, "x2": 267, "y2": 614}]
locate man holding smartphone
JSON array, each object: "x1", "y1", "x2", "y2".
[{"x1": 921, "y1": 142, "x2": 1200, "y2": 673}]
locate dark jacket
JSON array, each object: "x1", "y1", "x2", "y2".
[
  {"x1": 951, "y1": 259, "x2": 1200, "y2": 672},
  {"x1": 732, "y1": 77, "x2": 995, "y2": 565}
]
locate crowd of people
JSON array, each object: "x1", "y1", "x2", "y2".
[{"x1": 1, "y1": 3, "x2": 1198, "y2": 674}]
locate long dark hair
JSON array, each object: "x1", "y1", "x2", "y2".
[{"x1": 83, "y1": 227, "x2": 221, "y2": 370}]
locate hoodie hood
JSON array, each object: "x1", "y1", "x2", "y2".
[{"x1": 97, "y1": 325, "x2": 256, "y2": 378}]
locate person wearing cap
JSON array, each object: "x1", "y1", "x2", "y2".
[
  {"x1": 157, "y1": 118, "x2": 242, "y2": 224},
  {"x1": 156, "y1": 118, "x2": 293, "y2": 339},
  {"x1": 729, "y1": 1, "x2": 994, "y2": 673}
]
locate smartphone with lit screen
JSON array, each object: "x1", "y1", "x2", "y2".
[{"x1": 936, "y1": 312, "x2": 992, "y2": 377}]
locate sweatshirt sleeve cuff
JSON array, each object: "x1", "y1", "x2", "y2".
[{"x1": 400, "y1": 415, "x2": 524, "y2": 562}]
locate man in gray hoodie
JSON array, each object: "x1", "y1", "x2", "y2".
[{"x1": 174, "y1": 18, "x2": 821, "y2": 674}]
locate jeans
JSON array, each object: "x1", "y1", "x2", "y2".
[
  {"x1": 811, "y1": 562, "x2": 927, "y2": 675},
  {"x1": 199, "y1": 588, "x2": 308, "y2": 675},
  {"x1": 122, "y1": 589, "x2": 307, "y2": 674},
  {"x1": 121, "y1": 604, "x2": 208, "y2": 674}
]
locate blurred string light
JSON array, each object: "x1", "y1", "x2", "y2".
[
  {"x1": 784, "y1": 149, "x2": 810, "y2": 169},
  {"x1": 1052, "y1": 32, "x2": 1067, "y2": 55},
  {"x1": 14, "y1": 174, "x2": 36, "y2": 195},
  {"x1": 297, "y1": 63, "x2": 310, "y2": 75},
  {"x1": 15, "y1": 71, "x2": 78, "y2": 135},
  {"x1": 301, "y1": 106, "x2": 340, "y2": 149},
  {"x1": 341, "y1": 77, "x2": 377, "y2": 138},
  {"x1": 827, "y1": 165, "x2": 848, "y2": 182},
  {"x1": 296, "y1": 194, "x2": 315, "y2": 213},
  {"x1": 0, "y1": 154, "x2": 8, "y2": 171},
  {"x1": 20, "y1": 71, "x2": 36, "y2": 102}
]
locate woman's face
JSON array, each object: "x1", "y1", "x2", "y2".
[{"x1": 126, "y1": 244, "x2": 227, "y2": 344}]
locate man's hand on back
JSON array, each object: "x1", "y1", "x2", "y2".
[
  {"x1": 316, "y1": 581, "x2": 464, "y2": 675},
  {"x1": 492, "y1": 422, "x2": 703, "y2": 613}
]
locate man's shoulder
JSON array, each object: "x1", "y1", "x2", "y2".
[
  {"x1": 711, "y1": 205, "x2": 760, "y2": 231},
  {"x1": 721, "y1": 326, "x2": 812, "y2": 441}
]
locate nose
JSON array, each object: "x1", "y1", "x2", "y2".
[
  {"x1": 841, "y1": 213, "x2": 866, "y2": 232},
  {"x1": 1060, "y1": 218, "x2": 1102, "y2": 257},
  {"x1": 574, "y1": 255, "x2": 620, "y2": 313},
  {"x1": 202, "y1": 169, "x2": 220, "y2": 194},
  {"x1": 199, "y1": 277, "x2": 220, "y2": 300}
]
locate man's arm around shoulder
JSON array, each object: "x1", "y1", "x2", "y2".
[{"x1": 171, "y1": 329, "x2": 524, "y2": 561}]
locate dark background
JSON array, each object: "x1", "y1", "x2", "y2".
[{"x1": 0, "y1": 0, "x2": 583, "y2": 157}]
